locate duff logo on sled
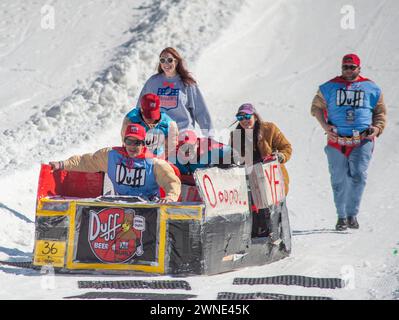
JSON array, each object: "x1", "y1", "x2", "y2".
[{"x1": 88, "y1": 208, "x2": 145, "y2": 263}]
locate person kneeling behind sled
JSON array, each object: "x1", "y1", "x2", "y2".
[
  {"x1": 173, "y1": 130, "x2": 235, "y2": 185},
  {"x1": 229, "y1": 103, "x2": 292, "y2": 239},
  {"x1": 49, "y1": 123, "x2": 181, "y2": 203}
]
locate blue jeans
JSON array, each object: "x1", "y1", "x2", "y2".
[{"x1": 324, "y1": 140, "x2": 374, "y2": 218}]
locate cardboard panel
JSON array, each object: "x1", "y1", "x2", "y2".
[
  {"x1": 178, "y1": 184, "x2": 202, "y2": 202},
  {"x1": 248, "y1": 161, "x2": 285, "y2": 209},
  {"x1": 37, "y1": 164, "x2": 104, "y2": 201},
  {"x1": 194, "y1": 167, "x2": 250, "y2": 219}
]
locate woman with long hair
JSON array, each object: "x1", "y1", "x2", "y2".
[
  {"x1": 124, "y1": 47, "x2": 213, "y2": 133},
  {"x1": 230, "y1": 103, "x2": 292, "y2": 238}
]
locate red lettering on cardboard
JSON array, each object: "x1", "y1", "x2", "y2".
[
  {"x1": 264, "y1": 166, "x2": 275, "y2": 204},
  {"x1": 203, "y1": 174, "x2": 217, "y2": 208},
  {"x1": 201, "y1": 175, "x2": 247, "y2": 209}
]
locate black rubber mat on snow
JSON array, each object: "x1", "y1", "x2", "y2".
[
  {"x1": 217, "y1": 292, "x2": 333, "y2": 300},
  {"x1": 0, "y1": 260, "x2": 34, "y2": 269},
  {"x1": 78, "y1": 280, "x2": 191, "y2": 290},
  {"x1": 233, "y1": 275, "x2": 344, "y2": 289},
  {"x1": 65, "y1": 292, "x2": 197, "y2": 300}
]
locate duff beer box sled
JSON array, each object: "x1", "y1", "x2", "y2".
[{"x1": 33, "y1": 161, "x2": 291, "y2": 275}]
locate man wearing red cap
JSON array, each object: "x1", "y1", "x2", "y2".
[
  {"x1": 311, "y1": 54, "x2": 387, "y2": 231},
  {"x1": 121, "y1": 93, "x2": 178, "y2": 160},
  {"x1": 49, "y1": 123, "x2": 181, "y2": 203}
]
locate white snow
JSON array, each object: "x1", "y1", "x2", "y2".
[{"x1": 0, "y1": 0, "x2": 398, "y2": 300}]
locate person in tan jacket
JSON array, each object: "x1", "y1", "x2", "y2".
[
  {"x1": 230, "y1": 103, "x2": 292, "y2": 193},
  {"x1": 49, "y1": 123, "x2": 181, "y2": 203},
  {"x1": 229, "y1": 103, "x2": 292, "y2": 238}
]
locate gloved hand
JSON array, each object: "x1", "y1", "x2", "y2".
[
  {"x1": 262, "y1": 153, "x2": 285, "y2": 164},
  {"x1": 276, "y1": 153, "x2": 285, "y2": 163},
  {"x1": 365, "y1": 126, "x2": 380, "y2": 140},
  {"x1": 323, "y1": 124, "x2": 338, "y2": 141},
  {"x1": 49, "y1": 161, "x2": 64, "y2": 171},
  {"x1": 262, "y1": 155, "x2": 276, "y2": 163}
]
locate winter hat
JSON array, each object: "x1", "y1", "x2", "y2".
[
  {"x1": 236, "y1": 103, "x2": 256, "y2": 115},
  {"x1": 124, "y1": 123, "x2": 146, "y2": 141},
  {"x1": 141, "y1": 93, "x2": 161, "y2": 119},
  {"x1": 342, "y1": 54, "x2": 361, "y2": 66}
]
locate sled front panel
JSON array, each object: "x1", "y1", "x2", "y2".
[{"x1": 34, "y1": 197, "x2": 203, "y2": 274}]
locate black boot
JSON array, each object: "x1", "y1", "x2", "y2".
[
  {"x1": 252, "y1": 209, "x2": 270, "y2": 238},
  {"x1": 335, "y1": 218, "x2": 348, "y2": 231},
  {"x1": 347, "y1": 216, "x2": 359, "y2": 229}
]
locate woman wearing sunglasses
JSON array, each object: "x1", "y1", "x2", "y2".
[
  {"x1": 131, "y1": 47, "x2": 213, "y2": 132},
  {"x1": 230, "y1": 103, "x2": 292, "y2": 237}
]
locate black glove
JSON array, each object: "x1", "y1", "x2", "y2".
[
  {"x1": 365, "y1": 127, "x2": 374, "y2": 136},
  {"x1": 276, "y1": 153, "x2": 285, "y2": 163}
]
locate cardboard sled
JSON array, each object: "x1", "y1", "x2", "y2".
[{"x1": 33, "y1": 164, "x2": 291, "y2": 275}]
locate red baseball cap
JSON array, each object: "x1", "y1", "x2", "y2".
[
  {"x1": 342, "y1": 54, "x2": 361, "y2": 66},
  {"x1": 141, "y1": 93, "x2": 160, "y2": 120},
  {"x1": 124, "y1": 123, "x2": 146, "y2": 141}
]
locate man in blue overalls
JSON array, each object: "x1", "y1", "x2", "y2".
[
  {"x1": 311, "y1": 54, "x2": 387, "y2": 231},
  {"x1": 50, "y1": 123, "x2": 181, "y2": 203}
]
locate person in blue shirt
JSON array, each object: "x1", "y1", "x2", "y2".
[
  {"x1": 121, "y1": 93, "x2": 178, "y2": 160},
  {"x1": 311, "y1": 54, "x2": 387, "y2": 231}
]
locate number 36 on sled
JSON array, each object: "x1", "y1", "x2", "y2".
[{"x1": 33, "y1": 160, "x2": 291, "y2": 275}]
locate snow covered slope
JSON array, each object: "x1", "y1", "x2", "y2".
[
  {"x1": 0, "y1": 0, "x2": 398, "y2": 299},
  {"x1": 0, "y1": 0, "x2": 145, "y2": 131},
  {"x1": 0, "y1": 0, "x2": 242, "y2": 177}
]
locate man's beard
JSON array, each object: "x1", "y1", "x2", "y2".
[
  {"x1": 127, "y1": 148, "x2": 141, "y2": 157},
  {"x1": 342, "y1": 71, "x2": 360, "y2": 81}
]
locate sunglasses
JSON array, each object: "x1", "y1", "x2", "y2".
[
  {"x1": 236, "y1": 114, "x2": 253, "y2": 121},
  {"x1": 124, "y1": 139, "x2": 144, "y2": 146},
  {"x1": 159, "y1": 57, "x2": 175, "y2": 64},
  {"x1": 342, "y1": 65, "x2": 358, "y2": 70}
]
